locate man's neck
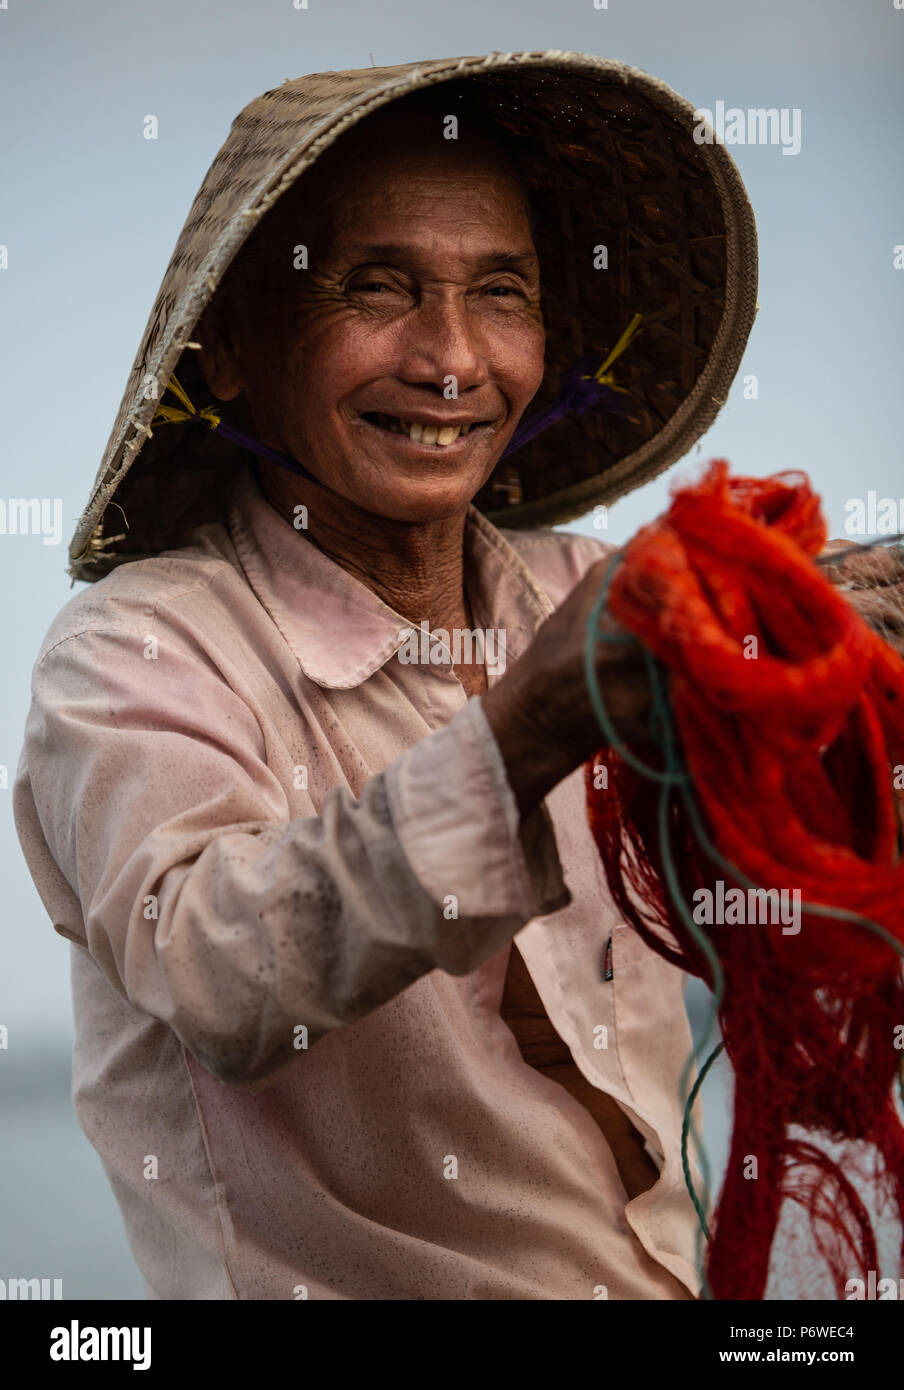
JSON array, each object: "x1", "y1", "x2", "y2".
[{"x1": 254, "y1": 461, "x2": 476, "y2": 635}]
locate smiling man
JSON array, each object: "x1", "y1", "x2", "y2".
[
  {"x1": 196, "y1": 99, "x2": 546, "y2": 702},
  {"x1": 14, "y1": 54, "x2": 902, "y2": 1302},
  {"x1": 193, "y1": 93, "x2": 669, "y2": 1212}
]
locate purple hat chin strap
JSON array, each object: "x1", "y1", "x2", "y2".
[
  {"x1": 154, "y1": 310, "x2": 641, "y2": 492},
  {"x1": 192, "y1": 416, "x2": 323, "y2": 486},
  {"x1": 207, "y1": 359, "x2": 633, "y2": 480},
  {"x1": 499, "y1": 359, "x2": 634, "y2": 460},
  {"x1": 202, "y1": 366, "x2": 631, "y2": 481}
]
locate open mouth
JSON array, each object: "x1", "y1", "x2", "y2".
[{"x1": 359, "y1": 411, "x2": 490, "y2": 447}]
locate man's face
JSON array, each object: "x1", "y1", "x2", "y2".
[{"x1": 203, "y1": 122, "x2": 545, "y2": 524}]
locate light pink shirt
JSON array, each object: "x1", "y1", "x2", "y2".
[{"x1": 14, "y1": 460, "x2": 703, "y2": 1300}]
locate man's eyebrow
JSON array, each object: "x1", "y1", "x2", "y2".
[{"x1": 341, "y1": 243, "x2": 539, "y2": 273}]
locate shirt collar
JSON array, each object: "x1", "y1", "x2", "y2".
[{"x1": 226, "y1": 461, "x2": 555, "y2": 690}]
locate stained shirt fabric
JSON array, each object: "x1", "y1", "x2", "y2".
[{"x1": 13, "y1": 459, "x2": 704, "y2": 1301}]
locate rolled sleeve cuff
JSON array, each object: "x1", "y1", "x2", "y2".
[{"x1": 384, "y1": 695, "x2": 570, "y2": 923}]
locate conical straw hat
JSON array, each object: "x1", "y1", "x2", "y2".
[{"x1": 69, "y1": 50, "x2": 758, "y2": 583}]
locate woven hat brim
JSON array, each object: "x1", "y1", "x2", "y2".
[{"x1": 69, "y1": 50, "x2": 757, "y2": 582}]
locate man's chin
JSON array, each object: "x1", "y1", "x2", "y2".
[
  {"x1": 355, "y1": 480, "x2": 481, "y2": 526},
  {"x1": 334, "y1": 456, "x2": 493, "y2": 526}
]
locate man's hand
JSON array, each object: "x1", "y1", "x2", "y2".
[
  {"x1": 485, "y1": 537, "x2": 904, "y2": 821},
  {"x1": 819, "y1": 539, "x2": 904, "y2": 659},
  {"x1": 482, "y1": 555, "x2": 653, "y2": 817}
]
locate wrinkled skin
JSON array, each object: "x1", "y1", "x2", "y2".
[{"x1": 197, "y1": 109, "x2": 544, "y2": 693}]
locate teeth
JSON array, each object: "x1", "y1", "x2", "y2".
[{"x1": 366, "y1": 413, "x2": 467, "y2": 446}]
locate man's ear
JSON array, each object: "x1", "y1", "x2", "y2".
[{"x1": 195, "y1": 296, "x2": 244, "y2": 402}]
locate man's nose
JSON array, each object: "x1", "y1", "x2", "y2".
[{"x1": 396, "y1": 293, "x2": 490, "y2": 394}]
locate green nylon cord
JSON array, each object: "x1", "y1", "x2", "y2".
[
  {"x1": 583, "y1": 546, "x2": 904, "y2": 1299},
  {"x1": 583, "y1": 552, "x2": 724, "y2": 1273}
]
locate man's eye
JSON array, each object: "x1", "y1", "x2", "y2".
[
  {"x1": 350, "y1": 280, "x2": 391, "y2": 294},
  {"x1": 485, "y1": 284, "x2": 525, "y2": 298}
]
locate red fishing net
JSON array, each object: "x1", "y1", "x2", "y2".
[{"x1": 584, "y1": 459, "x2": 904, "y2": 1300}]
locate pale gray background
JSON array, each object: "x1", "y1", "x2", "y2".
[{"x1": 1, "y1": 0, "x2": 901, "y2": 1299}]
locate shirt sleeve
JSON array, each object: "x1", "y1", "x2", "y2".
[{"x1": 16, "y1": 622, "x2": 569, "y2": 1090}]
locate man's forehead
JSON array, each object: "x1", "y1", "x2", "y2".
[
  {"x1": 321, "y1": 169, "x2": 538, "y2": 263},
  {"x1": 314, "y1": 147, "x2": 528, "y2": 216},
  {"x1": 290, "y1": 107, "x2": 530, "y2": 212},
  {"x1": 242, "y1": 105, "x2": 539, "y2": 282},
  {"x1": 330, "y1": 237, "x2": 539, "y2": 272}
]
